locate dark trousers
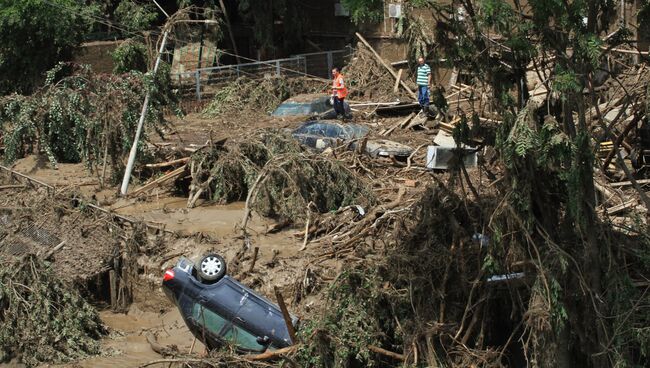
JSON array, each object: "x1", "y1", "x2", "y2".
[{"x1": 333, "y1": 96, "x2": 345, "y2": 117}]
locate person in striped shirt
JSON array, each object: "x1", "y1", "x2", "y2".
[{"x1": 416, "y1": 57, "x2": 432, "y2": 115}]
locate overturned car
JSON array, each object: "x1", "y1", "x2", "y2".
[{"x1": 162, "y1": 254, "x2": 298, "y2": 353}]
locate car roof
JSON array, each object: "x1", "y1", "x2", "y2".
[{"x1": 283, "y1": 93, "x2": 328, "y2": 103}]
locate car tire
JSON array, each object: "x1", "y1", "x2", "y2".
[{"x1": 197, "y1": 253, "x2": 227, "y2": 283}]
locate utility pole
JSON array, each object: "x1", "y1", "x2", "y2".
[{"x1": 120, "y1": 31, "x2": 169, "y2": 195}]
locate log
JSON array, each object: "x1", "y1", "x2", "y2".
[
  {"x1": 0, "y1": 165, "x2": 54, "y2": 190},
  {"x1": 145, "y1": 157, "x2": 189, "y2": 168},
  {"x1": 393, "y1": 68, "x2": 403, "y2": 93},
  {"x1": 355, "y1": 33, "x2": 417, "y2": 100},
  {"x1": 610, "y1": 178, "x2": 650, "y2": 188},
  {"x1": 242, "y1": 345, "x2": 298, "y2": 361},
  {"x1": 130, "y1": 165, "x2": 187, "y2": 196},
  {"x1": 0, "y1": 185, "x2": 25, "y2": 190},
  {"x1": 248, "y1": 246, "x2": 259, "y2": 272},
  {"x1": 274, "y1": 286, "x2": 298, "y2": 344},
  {"x1": 368, "y1": 345, "x2": 405, "y2": 361}
]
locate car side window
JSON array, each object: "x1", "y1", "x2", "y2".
[
  {"x1": 192, "y1": 303, "x2": 228, "y2": 336},
  {"x1": 223, "y1": 325, "x2": 265, "y2": 351}
]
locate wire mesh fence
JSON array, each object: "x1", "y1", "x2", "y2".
[{"x1": 173, "y1": 48, "x2": 352, "y2": 100}]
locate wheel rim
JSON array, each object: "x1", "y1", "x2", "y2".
[{"x1": 201, "y1": 256, "x2": 222, "y2": 277}]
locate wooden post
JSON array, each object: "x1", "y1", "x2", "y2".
[
  {"x1": 109, "y1": 270, "x2": 117, "y2": 310},
  {"x1": 355, "y1": 33, "x2": 417, "y2": 100},
  {"x1": 393, "y1": 68, "x2": 403, "y2": 93},
  {"x1": 274, "y1": 286, "x2": 298, "y2": 344},
  {"x1": 248, "y1": 247, "x2": 259, "y2": 272}
]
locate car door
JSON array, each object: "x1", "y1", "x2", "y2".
[{"x1": 190, "y1": 302, "x2": 230, "y2": 349}]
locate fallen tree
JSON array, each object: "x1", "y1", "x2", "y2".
[{"x1": 0, "y1": 62, "x2": 176, "y2": 183}]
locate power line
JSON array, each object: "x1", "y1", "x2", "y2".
[{"x1": 41, "y1": 0, "x2": 333, "y2": 80}]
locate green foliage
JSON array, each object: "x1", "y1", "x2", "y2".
[
  {"x1": 0, "y1": 0, "x2": 97, "y2": 94},
  {"x1": 0, "y1": 255, "x2": 105, "y2": 366},
  {"x1": 295, "y1": 270, "x2": 391, "y2": 368},
  {"x1": 112, "y1": 39, "x2": 150, "y2": 74},
  {"x1": 202, "y1": 76, "x2": 327, "y2": 117},
  {"x1": 113, "y1": 0, "x2": 158, "y2": 34},
  {"x1": 237, "y1": 0, "x2": 306, "y2": 51},
  {"x1": 0, "y1": 63, "x2": 176, "y2": 179},
  {"x1": 341, "y1": 0, "x2": 385, "y2": 25},
  {"x1": 188, "y1": 131, "x2": 375, "y2": 224}
]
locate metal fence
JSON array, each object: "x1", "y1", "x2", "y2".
[{"x1": 173, "y1": 48, "x2": 351, "y2": 100}]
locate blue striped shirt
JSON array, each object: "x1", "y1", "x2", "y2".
[{"x1": 417, "y1": 64, "x2": 431, "y2": 86}]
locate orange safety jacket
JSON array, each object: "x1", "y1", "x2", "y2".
[{"x1": 332, "y1": 74, "x2": 348, "y2": 99}]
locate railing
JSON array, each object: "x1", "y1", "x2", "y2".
[{"x1": 172, "y1": 48, "x2": 352, "y2": 101}]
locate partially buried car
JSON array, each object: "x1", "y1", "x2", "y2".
[
  {"x1": 292, "y1": 120, "x2": 414, "y2": 158},
  {"x1": 162, "y1": 254, "x2": 298, "y2": 353},
  {"x1": 272, "y1": 93, "x2": 351, "y2": 119}
]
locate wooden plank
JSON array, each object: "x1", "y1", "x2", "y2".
[
  {"x1": 610, "y1": 178, "x2": 650, "y2": 188},
  {"x1": 381, "y1": 113, "x2": 415, "y2": 136},
  {"x1": 355, "y1": 33, "x2": 417, "y2": 100},
  {"x1": 393, "y1": 68, "x2": 403, "y2": 93},
  {"x1": 130, "y1": 165, "x2": 187, "y2": 196},
  {"x1": 606, "y1": 200, "x2": 638, "y2": 215}
]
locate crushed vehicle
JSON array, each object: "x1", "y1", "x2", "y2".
[
  {"x1": 272, "y1": 93, "x2": 352, "y2": 119},
  {"x1": 162, "y1": 254, "x2": 298, "y2": 353},
  {"x1": 292, "y1": 120, "x2": 413, "y2": 157}
]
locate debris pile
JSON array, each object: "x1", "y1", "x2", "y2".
[
  {"x1": 343, "y1": 43, "x2": 412, "y2": 102},
  {"x1": 202, "y1": 76, "x2": 328, "y2": 117},
  {"x1": 0, "y1": 255, "x2": 105, "y2": 366},
  {"x1": 187, "y1": 130, "x2": 375, "y2": 225}
]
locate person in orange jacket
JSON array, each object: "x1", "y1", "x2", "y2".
[{"x1": 331, "y1": 67, "x2": 348, "y2": 119}]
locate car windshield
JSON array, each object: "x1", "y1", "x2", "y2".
[{"x1": 272, "y1": 102, "x2": 313, "y2": 116}]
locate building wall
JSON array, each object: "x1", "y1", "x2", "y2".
[{"x1": 74, "y1": 41, "x2": 121, "y2": 74}]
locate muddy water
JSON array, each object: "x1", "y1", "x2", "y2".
[
  {"x1": 112, "y1": 197, "x2": 245, "y2": 237},
  {"x1": 60, "y1": 307, "x2": 204, "y2": 368}
]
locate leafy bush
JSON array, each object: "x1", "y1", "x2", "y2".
[
  {"x1": 113, "y1": 0, "x2": 158, "y2": 34},
  {"x1": 0, "y1": 0, "x2": 97, "y2": 94},
  {"x1": 0, "y1": 255, "x2": 105, "y2": 366},
  {"x1": 112, "y1": 39, "x2": 150, "y2": 74}
]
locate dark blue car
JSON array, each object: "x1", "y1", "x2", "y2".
[{"x1": 162, "y1": 254, "x2": 298, "y2": 353}]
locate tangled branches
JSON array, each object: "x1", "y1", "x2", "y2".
[
  {"x1": 0, "y1": 254, "x2": 105, "y2": 366},
  {"x1": 202, "y1": 76, "x2": 328, "y2": 117},
  {"x1": 0, "y1": 62, "x2": 176, "y2": 182},
  {"x1": 188, "y1": 130, "x2": 303, "y2": 207},
  {"x1": 343, "y1": 44, "x2": 412, "y2": 102},
  {"x1": 188, "y1": 130, "x2": 374, "y2": 225}
]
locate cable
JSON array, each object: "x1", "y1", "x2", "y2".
[{"x1": 41, "y1": 0, "x2": 333, "y2": 80}]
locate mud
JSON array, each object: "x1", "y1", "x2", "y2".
[{"x1": 0, "y1": 101, "x2": 439, "y2": 367}]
